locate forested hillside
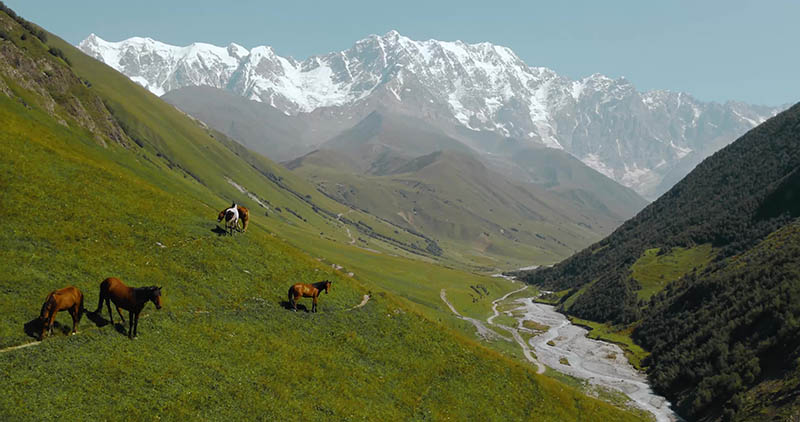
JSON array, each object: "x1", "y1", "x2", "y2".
[
  {"x1": 635, "y1": 220, "x2": 800, "y2": 420},
  {"x1": 520, "y1": 102, "x2": 800, "y2": 421}
]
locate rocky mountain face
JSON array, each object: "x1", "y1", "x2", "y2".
[{"x1": 79, "y1": 31, "x2": 783, "y2": 199}]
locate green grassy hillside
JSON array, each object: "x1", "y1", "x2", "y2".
[
  {"x1": 291, "y1": 148, "x2": 622, "y2": 269},
  {"x1": 0, "y1": 7, "x2": 642, "y2": 421}
]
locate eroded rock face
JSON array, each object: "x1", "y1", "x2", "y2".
[
  {"x1": 79, "y1": 31, "x2": 783, "y2": 198},
  {"x1": 0, "y1": 36, "x2": 129, "y2": 147}
]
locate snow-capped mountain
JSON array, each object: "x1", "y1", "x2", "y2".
[{"x1": 78, "y1": 31, "x2": 783, "y2": 199}]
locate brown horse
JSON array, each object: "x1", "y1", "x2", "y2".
[
  {"x1": 288, "y1": 280, "x2": 332, "y2": 313},
  {"x1": 94, "y1": 277, "x2": 162, "y2": 339},
  {"x1": 39, "y1": 286, "x2": 84, "y2": 340},
  {"x1": 217, "y1": 203, "x2": 249, "y2": 233}
]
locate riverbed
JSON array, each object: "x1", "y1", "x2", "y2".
[{"x1": 503, "y1": 297, "x2": 682, "y2": 422}]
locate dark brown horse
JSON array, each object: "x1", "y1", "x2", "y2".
[
  {"x1": 217, "y1": 203, "x2": 249, "y2": 233},
  {"x1": 39, "y1": 286, "x2": 84, "y2": 340},
  {"x1": 288, "y1": 280, "x2": 332, "y2": 313},
  {"x1": 94, "y1": 277, "x2": 162, "y2": 339}
]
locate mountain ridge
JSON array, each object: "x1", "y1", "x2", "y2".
[{"x1": 79, "y1": 31, "x2": 785, "y2": 199}]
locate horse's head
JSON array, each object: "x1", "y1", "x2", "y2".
[
  {"x1": 148, "y1": 286, "x2": 163, "y2": 310},
  {"x1": 38, "y1": 294, "x2": 55, "y2": 321},
  {"x1": 324, "y1": 280, "x2": 332, "y2": 294},
  {"x1": 217, "y1": 210, "x2": 226, "y2": 222}
]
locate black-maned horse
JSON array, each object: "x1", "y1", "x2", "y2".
[
  {"x1": 288, "y1": 280, "x2": 332, "y2": 312},
  {"x1": 94, "y1": 277, "x2": 162, "y2": 339}
]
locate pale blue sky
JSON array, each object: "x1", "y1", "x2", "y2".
[{"x1": 7, "y1": 0, "x2": 798, "y2": 106}]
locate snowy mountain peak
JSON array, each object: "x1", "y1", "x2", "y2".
[{"x1": 78, "y1": 33, "x2": 783, "y2": 199}]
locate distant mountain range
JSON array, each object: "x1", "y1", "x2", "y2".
[{"x1": 79, "y1": 31, "x2": 785, "y2": 199}]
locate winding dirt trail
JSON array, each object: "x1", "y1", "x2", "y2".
[
  {"x1": 440, "y1": 289, "x2": 510, "y2": 342},
  {"x1": 0, "y1": 341, "x2": 40, "y2": 354},
  {"x1": 336, "y1": 211, "x2": 357, "y2": 245},
  {"x1": 485, "y1": 286, "x2": 546, "y2": 374}
]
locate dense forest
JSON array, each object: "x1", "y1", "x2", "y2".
[
  {"x1": 520, "y1": 102, "x2": 800, "y2": 421},
  {"x1": 636, "y1": 220, "x2": 800, "y2": 420}
]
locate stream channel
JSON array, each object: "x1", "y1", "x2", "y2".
[{"x1": 454, "y1": 280, "x2": 683, "y2": 422}]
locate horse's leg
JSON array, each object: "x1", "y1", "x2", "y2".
[
  {"x1": 70, "y1": 306, "x2": 78, "y2": 334},
  {"x1": 39, "y1": 314, "x2": 47, "y2": 340},
  {"x1": 95, "y1": 292, "x2": 104, "y2": 314},
  {"x1": 105, "y1": 298, "x2": 114, "y2": 324},
  {"x1": 134, "y1": 312, "x2": 140, "y2": 337},
  {"x1": 313, "y1": 295, "x2": 318, "y2": 313},
  {"x1": 116, "y1": 306, "x2": 126, "y2": 324},
  {"x1": 47, "y1": 310, "x2": 57, "y2": 337},
  {"x1": 40, "y1": 311, "x2": 50, "y2": 340},
  {"x1": 128, "y1": 311, "x2": 134, "y2": 338}
]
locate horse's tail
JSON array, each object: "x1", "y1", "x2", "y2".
[
  {"x1": 94, "y1": 282, "x2": 106, "y2": 314},
  {"x1": 288, "y1": 287, "x2": 294, "y2": 307}
]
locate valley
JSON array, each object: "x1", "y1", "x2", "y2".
[
  {"x1": 1, "y1": 2, "x2": 798, "y2": 421},
  {"x1": 0, "y1": 7, "x2": 645, "y2": 421}
]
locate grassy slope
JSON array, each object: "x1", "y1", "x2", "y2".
[
  {"x1": 0, "y1": 12, "x2": 642, "y2": 421},
  {"x1": 44, "y1": 23, "x2": 507, "y2": 322},
  {"x1": 631, "y1": 244, "x2": 714, "y2": 301},
  {"x1": 293, "y1": 150, "x2": 605, "y2": 269}
]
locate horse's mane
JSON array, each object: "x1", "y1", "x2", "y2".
[
  {"x1": 133, "y1": 286, "x2": 161, "y2": 297},
  {"x1": 312, "y1": 280, "x2": 330, "y2": 290}
]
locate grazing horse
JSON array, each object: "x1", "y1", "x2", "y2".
[
  {"x1": 94, "y1": 277, "x2": 162, "y2": 339},
  {"x1": 288, "y1": 280, "x2": 332, "y2": 313},
  {"x1": 217, "y1": 202, "x2": 247, "y2": 235},
  {"x1": 39, "y1": 286, "x2": 84, "y2": 340},
  {"x1": 217, "y1": 203, "x2": 249, "y2": 233},
  {"x1": 224, "y1": 208, "x2": 239, "y2": 235},
  {"x1": 236, "y1": 205, "x2": 249, "y2": 232}
]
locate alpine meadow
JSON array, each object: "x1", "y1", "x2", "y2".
[{"x1": 2, "y1": 2, "x2": 799, "y2": 422}]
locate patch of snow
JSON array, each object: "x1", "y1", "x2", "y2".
[{"x1": 581, "y1": 154, "x2": 616, "y2": 180}]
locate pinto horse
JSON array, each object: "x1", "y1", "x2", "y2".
[
  {"x1": 94, "y1": 277, "x2": 162, "y2": 339},
  {"x1": 39, "y1": 286, "x2": 84, "y2": 340},
  {"x1": 217, "y1": 203, "x2": 249, "y2": 234},
  {"x1": 288, "y1": 280, "x2": 332, "y2": 313}
]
